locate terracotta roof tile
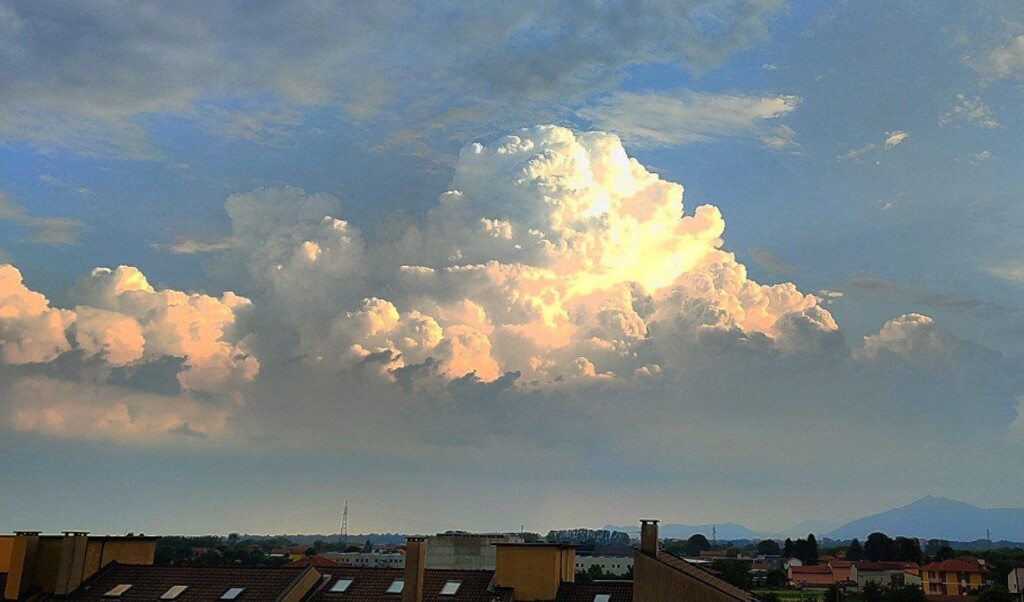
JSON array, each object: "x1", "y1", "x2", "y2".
[
  {"x1": 654, "y1": 552, "x2": 760, "y2": 602},
  {"x1": 555, "y1": 581, "x2": 633, "y2": 602},
  {"x1": 308, "y1": 566, "x2": 509, "y2": 602},
  {"x1": 64, "y1": 563, "x2": 312, "y2": 601}
]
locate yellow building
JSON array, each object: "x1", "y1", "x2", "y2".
[{"x1": 919, "y1": 558, "x2": 986, "y2": 597}]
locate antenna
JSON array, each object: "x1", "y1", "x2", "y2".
[
  {"x1": 712, "y1": 525, "x2": 718, "y2": 549},
  {"x1": 341, "y1": 499, "x2": 349, "y2": 549}
]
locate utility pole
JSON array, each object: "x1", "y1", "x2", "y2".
[{"x1": 341, "y1": 500, "x2": 349, "y2": 550}]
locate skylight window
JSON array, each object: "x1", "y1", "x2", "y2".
[
  {"x1": 329, "y1": 578, "x2": 354, "y2": 593},
  {"x1": 386, "y1": 580, "x2": 404, "y2": 594},
  {"x1": 103, "y1": 584, "x2": 132, "y2": 598},
  {"x1": 161, "y1": 585, "x2": 189, "y2": 600},
  {"x1": 221, "y1": 587, "x2": 246, "y2": 600},
  {"x1": 594, "y1": 595, "x2": 612, "y2": 602},
  {"x1": 440, "y1": 581, "x2": 461, "y2": 595}
]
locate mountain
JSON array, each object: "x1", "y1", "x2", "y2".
[
  {"x1": 604, "y1": 522, "x2": 762, "y2": 541},
  {"x1": 826, "y1": 496, "x2": 1024, "y2": 541},
  {"x1": 771, "y1": 520, "x2": 843, "y2": 539}
]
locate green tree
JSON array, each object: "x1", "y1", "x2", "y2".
[
  {"x1": 933, "y1": 546, "x2": 957, "y2": 562},
  {"x1": 862, "y1": 581, "x2": 884, "y2": 602},
  {"x1": 892, "y1": 537, "x2": 922, "y2": 564},
  {"x1": 824, "y1": 584, "x2": 842, "y2": 602},
  {"x1": 806, "y1": 534, "x2": 819, "y2": 565},
  {"x1": 710, "y1": 560, "x2": 752, "y2": 589},
  {"x1": 865, "y1": 533, "x2": 894, "y2": 562},
  {"x1": 762, "y1": 593, "x2": 781, "y2": 602},
  {"x1": 847, "y1": 539, "x2": 863, "y2": 561},
  {"x1": 885, "y1": 584, "x2": 926, "y2": 602},
  {"x1": 977, "y1": 585, "x2": 1014, "y2": 602},
  {"x1": 757, "y1": 540, "x2": 781, "y2": 556},
  {"x1": 689, "y1": 534, "x2": 712, "y2": 552}
]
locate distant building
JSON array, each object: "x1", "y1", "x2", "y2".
[
  {"x1": 920, "y1": 558, "x2": 986, "y2": 597},
  {"x1": 1008, "y1": 567, "x2": 1024, "y2": 602},
  {"x1": 789, "y1": 565, "x2": 834, "y2": 589},
  {"x1": 574, "y1": 555, "x2": 634, "y2": 576},
  {"x1": 851, "y1": 562, "x2": 921, "y2": 589},
  {"x1": 322, "y1": 550, "x2": 405, "y2": 568},
  {"x1": 425, "y1": 532, "x2": 524, "y2": 570}
]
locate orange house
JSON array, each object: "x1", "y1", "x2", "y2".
[{"x1": 920, "y1": 558, "x2": 986, "y2": 597}]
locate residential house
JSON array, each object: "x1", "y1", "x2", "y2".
[
  {"x1": 850, "y1": 562, "x2": 921, "y2": 590},
  {"x1": 919, "y1": 558, "x2": 987, "y2": 597}
]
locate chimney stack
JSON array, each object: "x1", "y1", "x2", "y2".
[
  {"x1": 5, "y1": 532, "x2": 40, "y2": 601},
  {"x1": 54, "y1": 531, "x2": 90, "y2": 595},
  {"x1": 402, "y1": 537, "x2": 426, "y2": 602},
  {"x1": 640, "y1": 520, "x2": 659, "y2": 556}
]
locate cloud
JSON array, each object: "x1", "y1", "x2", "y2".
[
  {"x1": 0, "y1": 192, "x2": 82, "y2": 245},
  {"x1": 0, "y1": 262, "x2": 258, "y2": 440},
  {"x1": 578, "y1": 91, "x2": 799, "y2": 148},
  {"x1": 884, "y1": 130, "x2": 909, "y2": 148},
  {"x1": 838, "y1": 130, "x2": 909, "y2": 161},
  {"x1": 988, "y1": 263, "x2": 1024, "y2": 286},
  {"x1": 152, "y1": 238, "x2": 235, "y2": 255},
  {"x1": 0, "y1": 2, "x2": 785, "y2": 155},
  {"x1": 987, "y1": 34, "x2": 1024, "y2": 78},
  {"x1": 748, "y1": 246, "x2": 797, "y2": 275},
  {"x1": 939, "y1": 94, "x2": 999, "y2": 129}
]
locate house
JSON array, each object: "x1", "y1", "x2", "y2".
[
  {"x1": 827, "y1": 560, "x2": 853, "y2": 584},
  {"x1": 788, "y1": 566, "x2": 833, "y2": 589},
  {"x1": 574, "y1": 555, "x2": 634, "y2": 577},
  {"x1": 920, "y1": 558, "x2": 986, "y2": 597},
  {"x1": 633, "y1": 520, "x2": 762, "y2": 602},
  {"x1": 426, "y1": 533, "x2": 524, "y2": 570},
  {"x1": 60, "y1": 564, "x2": 320, "y2": 602},
  {"x1": 1008, "y1": 567, "x2": 1024, "y2": 602},
  {"x1": 850, "y1": 562, "x2": 921, "y2": 590},
  {"x1": 556, "y1": 581, "x2": 633, "y2": 602},
  {"x1": 0, "y1": 531, "x2": 157, "y2": 600}
]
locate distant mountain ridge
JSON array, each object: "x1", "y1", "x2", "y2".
[{"x1": 826, "y1": 496, "x2": 1024, "y2": 541}]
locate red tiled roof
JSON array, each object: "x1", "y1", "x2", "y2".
[
  {"x1": 291, "y1": 556, "x2": 344, "y2": 568},
  {"x1": 790, "y1": 566, "x2": 832, "y2": 574},
  {"x1": 854, "y1": 562, "x2": 917, "y2": 571},
  {"x1": 308, "y1": 566, "x2": 509, "y2": 602},
  {"x1": 655, "y1": 552, "x2": 760, "y2": 602},
  {"x1": 921, "y1": 559, "x2": 983, "y2": 573},
  {"x1": 64, "y1": 563, "x2": 312, "y2": 601},
  {"x1": 829, "y1": 560, "x2": 854, "y2": 568},
  {"x1": 556, "y1": 581, "x2": 633, "y2": 602}
]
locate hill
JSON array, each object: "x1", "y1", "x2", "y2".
[{"x1": 826, "y1": 496, "x2": 1024, "y2": 541}]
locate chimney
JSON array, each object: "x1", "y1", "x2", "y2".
[
  {"x1": 5, "y1": 532, "x2": 40, "y2": 601},
  {"x1": 54, "y1": 531, "x2": 90, "y2": 595},
  {"x1": 640, "y1": 520, "x2": 659, "y2": 556},
  {"x1": 402, "y1": 537, "x2": 426, "y2": 602}
]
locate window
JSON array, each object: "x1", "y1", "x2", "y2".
[
  {"x1": 161, "y1": 585, "x2": 189, "y2": 599},
  {"x1": 329, "y1": 579, "x2": 354, "y2": 593},
  {"x1": 221, "y1": 587, "x2": 246, "y2": 600},
  {"x1": 103, "y1": 584, "x2": 132, "y2": 598},
  {"x1": 440, "y1": 581, "x2": 461, "y2": 595},
  {"x1": 386, "y1": 580, "x2": 404, "y2": 594},
  {"x1": 594, "y1": 595, "x2": 611, "y2": 602}
]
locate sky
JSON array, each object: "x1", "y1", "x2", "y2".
[{"x1": 1, "y1": 1, "x2": 1024, "y2": 538}]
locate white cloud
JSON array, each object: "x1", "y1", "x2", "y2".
[
  {"x1": 0, "y1": 192, "x2": 82, "y2": 245},
  {"x1": 578, "y1": 91, "x2": 799, "y2": 148},
  {"x1": 152, "y1": 238, "x2": 235, "y2": 255},
  {"x1": 0, "y1": 2, "x2": 785, "y2": 155},
  {"x1": 987, "y1": 262, "x2": 1024, "y2": 285},
  {"x1": 939, "y1": 94, "x2": 998, "y2": 129},
  {"x1": 884, "y1": 130, "x2": 909, "y2": 148},
  {"x1": 988, "y1": 34, "x2": 1024, "y2": 78}
]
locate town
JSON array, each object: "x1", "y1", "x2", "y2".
[{"x1": 2, "y1": 521, "x2": 1023, "y2": 602}]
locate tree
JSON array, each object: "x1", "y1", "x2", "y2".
[
  {"x1": 757, "y1": 540, "x2": 781, "y2": 556},
  {"x1": 977, "y1": 585, "x2": 1014, "y2": 602},
  {"x1": 847, "y1": 539, "x2": 863, "y2": 561},
  {"x1": 711, "y1": 560, "x2": 752, "y2": 589},
  {"x1": 806, "y1": 534, "x2": 819, "y2": 565},
  {"x1": 862, "y1": 581, "x2": 884, "y2": 602},
  {"x1": 892, "y1": 537, "x2": 922, "y2": 564},
  {"x1": 865, "y1": 533, "x2": 894, "y2": 562},
  {"x1": 762, "y1": 593, "x2": 781, "y2": 602},
  {"x1": 304, "y1": 547, "x2": 317, "y2": 556},
  {"x1": 689, "y1": 534, "x2": 712, "y2": 553},
  {"x1": 784, "y1": 538, "x2": 795, "y2": 559},
  {"x1": 933, "y1": 546, "x2": 957, "y2": 562},
  {"x1": 824, "y1": 585, "x2": 841, "y2": 602},
  {"x1": 886, "y1": 584, "x2": 926, "y2": 602}
]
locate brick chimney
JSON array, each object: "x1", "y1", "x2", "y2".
[
  {"x1": 640, "y1": 520, "x2": 659, "y2": 556},
  {"x1": 54, "y1": 531, "x2": 90, "y2": 595},
  {"x1": 403, "y1": 537, "x2": 426, "y2": 602},
  {"x1": 4, "y1": 532, "x2": 40, "y2": 601}
]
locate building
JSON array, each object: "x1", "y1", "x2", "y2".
[
  {"x1": 919, "y1": 558, "x2": 986, "y2": 597},
  {"x1": 633, "y1": 520, "x2": 761, "y2": 602},
  {"x1": 850, "y1": 562, "x2": 920, "y2": 590},
  {"x1": 555, "y1": 581, "x2": 632, "y2": 602},
  {"x1": 61, "y1": 564, "x2": 320, "y2": 602},
  {"x1": 0, "y1": 531, "x2": 157, "y2": 601},
  {"x1": 788, "y1": 566, "x2": 834, "y2": 589},
  {"x1": 426, "y1": 533, "x2": 524, "y2": 571},
  {"x1": 323, "y1": 551, "x2": 406, "y2": 568},
  {"x1": 573, "y1": 555, "x2": 633, "y2": 577},
  {"x1": 1008, "y1": 567, "x2": 1024, "y2": 602}
]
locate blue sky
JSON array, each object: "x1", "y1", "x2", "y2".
[{"x1": 1, "y1": 1, "x2": 1023, "y2": 536}]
